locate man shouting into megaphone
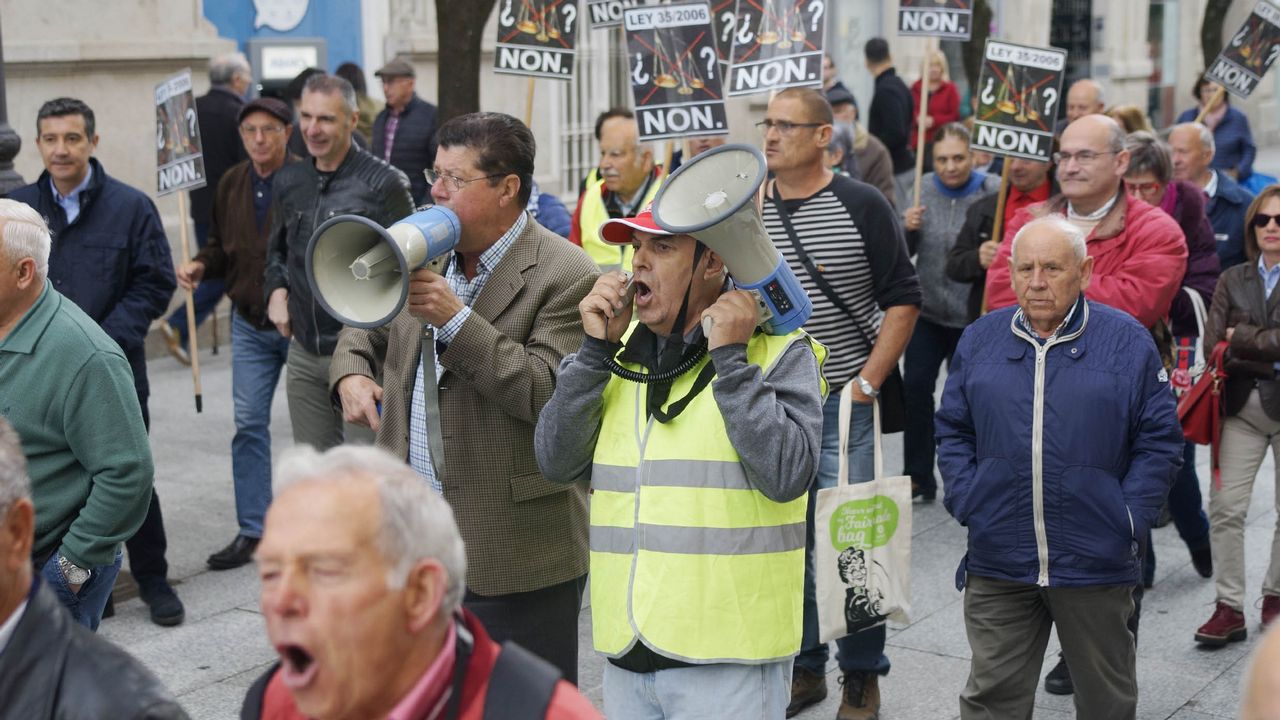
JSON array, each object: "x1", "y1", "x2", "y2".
[{"x1": 534, "y1": 205, "x2": 826, "y2": 718}]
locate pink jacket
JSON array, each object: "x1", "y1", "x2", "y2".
[{"x1": 984, "y1": 190, "x2": 1188, "y2": 329}]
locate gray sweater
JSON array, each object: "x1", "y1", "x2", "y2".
[
  {"x1": 908, "y1": 172, "x2": 1000, "y2": 328},
  {"x1": 534, "y1": 333, "x2": 825, "y2": 503}
]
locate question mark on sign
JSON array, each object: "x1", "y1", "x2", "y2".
[
  {"x1": 720, "y1": 10, "x2": 735, "y2": 44},
  {"x1": 1232, "y1": 26, "x2": 1248, "y2": 47},
  {"x1": 1042, "y1": 87, "x2": 1058, "y2": 118},
  {"x1": 736, "y1": 14, "x2": 752, "y2": 46},
  {"x1": 700, "y1": 45, "x2": 717, "y2": 79},
  {"x1": 980, "y1": 77, "x2": 996, "y2": 106},
  {"x1": 562, "y1": 3, "x2": 576, "y2": 34},
  {"x1": 186, "y1": 107, "x2": 198, "y2": 140},
  {"x1": 1269, "y1": 43, "x2": 1280, "y2": 66},
  {"x1": 633, "y1": 51, "x2": 650, "y2": 85},
  {"x1": 808, "y1": 0, "x2": 824, "y2": 32},
  {"x1": 500, "y1": 0, "x2": 514, "y2": 27}
]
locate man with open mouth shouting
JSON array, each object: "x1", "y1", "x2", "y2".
[{"x1": 242, "y1": 444, "x2": 600, "y2": 720}]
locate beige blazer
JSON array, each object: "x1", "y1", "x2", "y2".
[{"x1": 330, "y1": 218, "x2": 599, "y2": 595}]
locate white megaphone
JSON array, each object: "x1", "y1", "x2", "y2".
[
  {"x1": 650, "y1": 143, "x2": 811, "y2": 335},
  {"x1": 306, "y1": 206, "x2": 461, "y2": 328}
]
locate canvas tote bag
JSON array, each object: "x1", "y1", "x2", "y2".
[{"x1": 814, "y1": 381, "x2": 913, "y2": 643}]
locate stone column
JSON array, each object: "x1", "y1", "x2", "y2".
[{"x1": 0, "y1": 15, "x2": 23, "y2": 195}]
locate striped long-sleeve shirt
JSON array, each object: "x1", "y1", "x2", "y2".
[{"x1": 763, "y1": 174, "x2": 922, "y2": 388}]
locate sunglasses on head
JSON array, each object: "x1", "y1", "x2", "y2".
[{"x1": 1253, "y1": 213, "x2": 1280, "y2": 229}]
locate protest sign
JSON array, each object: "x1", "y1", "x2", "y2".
[
  {"x1": 898, "y1": 0, "x2": 972, "y2": 40},
  {"x1": 970, "y1": 40, "x2": 1068, "y2": 162},
  {"x1": 589, "y1": 0, "x2": 664, "y2": 29},
  {"x1": 495, "y1": 0, "x2": 581, "y2": 79},
  {"x1": 626, "y1": 2, "x2": 728, "y2": 141},
  {"x1": 726, "y1": 0, "x2": 827, "y2": 97},
  {"x1": 1205, "y1": 1, "x2": 1280, "y2": 99},
  {"x1": 155, "y1": 70, "x2": 206, "y2": 196}
]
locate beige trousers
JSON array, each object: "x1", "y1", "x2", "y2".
[{"x1": 1211, "y1": 389, "x2": 1280, "y2": 610}]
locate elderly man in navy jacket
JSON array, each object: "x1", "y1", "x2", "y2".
[
  {"x1": 936, "y1": 215, "x2": 1183, "y2": 720},
  {"x1": 8, "y1": 97, "x2": 182, "y2": 627}
]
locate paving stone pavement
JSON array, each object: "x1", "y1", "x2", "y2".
[{"x1": 99, "y1": 345, "x2": 1277, "y2": 720}]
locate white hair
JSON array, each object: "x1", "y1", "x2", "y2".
[
  {"x1": 0, "y1": 418, "x2": 30, "y2": 513},
  {"x1": 0, "y1": 199, "x2": 51, "y2": 280},
  {"x1": 209, "y1": 53, "x2": 251, "y2": 86},
  {"x1": 274, "y1": 445, "x2": 467, "y2": 614},
  {"x1": 1011, "y1": 214, "x2": 1088, "y2": 263},
  {"x1": 1174, "y1": 121, "x2": 1216, "y2": 155}
]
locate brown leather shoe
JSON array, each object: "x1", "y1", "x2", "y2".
[
  {"x1": 837, "y1": 670, "x2": 880, "y2": 720},
  {"x1": 786, "y1": 666, "x2": 826, "y2": 717}
]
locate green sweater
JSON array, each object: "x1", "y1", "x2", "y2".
[{"x1": 0, "y1": 282, "x2": 153, "y2": 567}]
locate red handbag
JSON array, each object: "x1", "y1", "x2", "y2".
[{"x1": 1177, "y1": 341, "x2": 1229, "y2": 486}]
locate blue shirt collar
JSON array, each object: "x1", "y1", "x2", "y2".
[
  {"x1": 1257, "y1": 256, "x2": 1280, "y2": 299},
  {"x1": 1014, "y1": 294, "x2": 1085, "y2": 344},
  {"x1": 452, "y1": 211, "x2": 525, "y2": 276},
  {"x1": 49, "y1": 165, "x2": 93, "y2": 217}
]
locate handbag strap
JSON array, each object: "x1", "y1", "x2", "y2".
[
  {"x1": 1182, "y1": 286, "x2": 1208, "y2": 374},
  {"x1": 770, "y1": 181, "x2": 876, "y2": 350},
  {"x1": 837, "y1": 380, "x2": 885, "y2": 487}
]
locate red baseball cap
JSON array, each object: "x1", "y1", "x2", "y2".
[{"x1": 597, "y1": 203, "x2": 672, "y2": 246}]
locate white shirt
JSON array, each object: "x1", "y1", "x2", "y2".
[
  {"x1": 1204, "y1": 170, "x2": 1220, "y2": 199},
  {"x1": 0, "y1": 598, "x2": 29, "y2": 656}
]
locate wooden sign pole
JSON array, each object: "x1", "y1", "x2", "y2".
[
  {"x1": 176, "y1": 190, "x2": 203, "y2": 412},
  {"x1": 979, "y1": 159, "x2": 1013, "y2": 316},
  {"x1": 1195, "y1": 84, "x2": 1227, "y2": 124},
  {"x1": 912, "y1": 38, "x2": 934, "y2": 209}
]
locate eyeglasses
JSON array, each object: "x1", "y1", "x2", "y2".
[
  {"x1": 424, "y1": 169, "x2": 506, "y2": 192},
  {"x1": 1252, "y1": 212, "x2": 1280, "y2": 229},
  {"x1": 1052, "y1": 150, "x2": 1117, "y2": 165},
  {"x1": 1124, "y1": 180, "x2": 1163, "y2": 196},
  {"x1": 239, "y1": 123, "x2": 286, "y2": 137},
  {"x1": 755, "y1": 120, "x2": 826, "y2": 135}
]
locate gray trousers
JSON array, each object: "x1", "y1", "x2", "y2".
[
  {"x1": 1212, "y1": 389, "x2": 1280, "y2": 610},
  {"x1": 285, "y1": 341, "x2": 373, "y2": 451},
  {"x1": 960, "y1": 574, "x2": 1137, "y2": 720}
]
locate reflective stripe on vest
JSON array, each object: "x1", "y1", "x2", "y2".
[
  {"x1": 577, "y1": 172, "x2": 663, "y2": 272},
  {"x1": 589, "y1": 326, "x2": 828, "y2": 664}
]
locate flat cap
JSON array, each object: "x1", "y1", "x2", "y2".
[
  {"x1": 238, "y1": 97, "x2": 293, "y2": 126},
  {"x1": 375, "y1": 58, "x2": 415, "y2": 78}
]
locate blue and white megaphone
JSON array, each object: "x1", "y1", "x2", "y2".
[
  {"x1": 650, "y1": 144, "x2": 811, "y2": 335},
  {"x1": 306, "y1": 206, "x2": 461, "y2": 328}
]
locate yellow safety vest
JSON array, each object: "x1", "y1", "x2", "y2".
[
  {"x1": 590, "y1": 325, "x2": 828, "y2": 663},
  {"x1": 577, "y1": 170, "x2": 664, "y2": 272}
]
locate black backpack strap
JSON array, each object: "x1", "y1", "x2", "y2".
[
  {"x1": 481, "y1": 642, "x2": 562, "y2": 720},
  {"x1": 240, "y1": 662, "x2": 279, "y2": 720}
]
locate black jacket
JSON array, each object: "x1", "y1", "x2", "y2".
[
  {"x1": 0, "y1": 579, "x2": 189, "y2": 719},
  {"x1": 263, "y1": 144, "x2": 414, "y2": 356},
  {"x1": 8, "y1": 159, "x2": 177, "y2": 407},
  {"x1": 868, "y1": 68, "x2": 915, "y2": 174},
  {"x1": 188, "y1": 86, "x2": 247, "y2": 225},
  {"x1": 371, "y1": 94, "x2": 439, "y2": 205}
]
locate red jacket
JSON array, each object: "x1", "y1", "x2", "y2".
[
  {"x1": 984, "y1": 190, "x2": 1188, "y2": 329},
  {"x1": 249, "y1": 610, "x2": 600, "y2": 720},
  {"x1": 910, "y1": 80, "x2": 961, "y2": 151}
]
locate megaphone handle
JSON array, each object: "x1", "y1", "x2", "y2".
[
  {"x1": 419, "y1": 327, "x2": 447, "y2": 481},
  {"x1": 701, "y1": 314, "x2": 715, "y2": 339}
]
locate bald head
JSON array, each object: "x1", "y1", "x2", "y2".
[
  {"x1": 1243, "y1": 625, "x2": 1280, "y2": 719},
  {"x1": 1066, "y1": 79, "x2": 1106, "y2": 124},
  {"x1": 1168, "y1": 123, "x2": 1216, "y2": 186},
  {"x1": 1057, "y1": 115, "x2": 1129, "y2": 212}
]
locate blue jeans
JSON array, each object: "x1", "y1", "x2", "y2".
[
  {"x1": 796, "y1": 392, "x2": 890, "y2": 675},
  {"x1": 231, "y1": 312, "x2": 291, "y2": 537},
  {"x1": 1145, "y1": 441, "x2": 1211, "y2": 576},
  {"x1": 603, "y1": 660, "x2": 790, "y2": 719},
  {"x1": 167, "y1": 222, "x2": 226, "y2": 342},
  {"x1": 903, "y1": 318, "x2": 963, "y2": 493},
  {"x1": 40, "y1": 548, "x2": 122, "y2": 631}
]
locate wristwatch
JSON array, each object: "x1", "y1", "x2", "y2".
[
  {"x1": 855, "y1": 375, "x2": 880, "y2": 398},
  {"x1": 58, "y1": 554, "x2": 90, "y2": 586}
]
